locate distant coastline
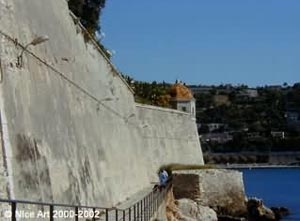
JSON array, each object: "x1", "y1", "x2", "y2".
[
  {"x1": 204, "y1": 151, "x2": 300, "y2": 166},
  {"x1": 218, "y1": 163, "x2": 300, "y2": 169}
]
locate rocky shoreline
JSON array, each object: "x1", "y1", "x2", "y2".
[
  {"x1": 165, "y1": 169, "x2": 289, "y2": 221},
  {"x1": 247, "y1": 198, "x2": 289, "y2": 221}
]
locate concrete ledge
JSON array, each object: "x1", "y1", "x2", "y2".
[{"x1": 136, "y1": 103, "x2": 195, "y2": 118}]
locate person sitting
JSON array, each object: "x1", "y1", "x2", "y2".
[
  {"x1": 159, "y1": 169, "x2": 168, "y2": 189},
  {"x1": 153, "y1": 169, "x2": 171, "y2": 192}
]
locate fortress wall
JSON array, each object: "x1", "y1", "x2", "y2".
[
  {"x1": 136, "y1": 104, "x2": 203, "y2": 181},
  {"x1": 0, "y1": 0, "x2": 203, "y2": 207}
]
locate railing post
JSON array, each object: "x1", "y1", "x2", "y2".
[
  {"x1": 75, "y1": 206, "x2": 79, "y2": 221},
  {"x1": 151, "y1": 192, "x2": 153, "y2": 217},
  {"x1": 92, "y1": 208, "x2": 96, "y2": 221},
  {"x1": 11, "y1": 202, "x2": 16, "y2": 221},
  {"x1": 49, "y1": 205, "x2": 54, "y2": 221},
  {"x1": 134, "y1": 204, "x2": 136, "y2": 221},
  {"x1": 144, "y1": 197, "x2": 146, "y2": 221},
  {"x1": 152, "y1": 194, "x2": 154, "y2": 216},
  {"x1": 145, "y1": 196, "x2": 149, "y2": 221},
  {"x1": 140, "y1": 200, "x2": 143, "y2": 221},
  {"x1": 137, "y1": 202, "x2": 140, "y2": 221},
  {"x1": 151, "y1": 192, "x2": 154, "y2": 217},
  {"x1": 129, "y1": 207, "x2": 131, "y2": 221},
  {"x1": 115, "y1": 209, "x2": 118, "y2": 221},
  {"x1": 148, "y1": 194, "x2": 150, "y2": 220},
  {"x1": 149, "y1": 194, "x2": 151, "y2": 220},
  {"x1": 154, "y1": 194, "x2": 156, "y2": 212},
  {"x1": 156, "y1": 193, "x2": 159, "y2": 211},
  {"x1": 123, "y1": 210, "x2": 126, "y2": 221},
  {"x1": 106, "y1": 208, "x2": 109, "y2": 221},
  {"x1": 149, "y1": 193, "x2": 151, "y2": 218}
]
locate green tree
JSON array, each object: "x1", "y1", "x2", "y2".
[{"x1": 68, "y1": 0, "x2": 106, "y2": 34}]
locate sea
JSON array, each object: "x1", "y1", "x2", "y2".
[{"x1": 241, "y1": 168, "x2": 300, "y2": 221}]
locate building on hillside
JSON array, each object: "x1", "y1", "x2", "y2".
[
  {"x1": 267, "y1": 85, "x2": 282, "y2": 91},
  {"x1": 285, "y1": 110, "x2": 300, "y2": 131},
  {"x1": 271, "y1": 131, "x2": 285, "y2": 139},
  {"x1": 213, "y1": 95, "x2": 230, "y2": 106},
  {"x1": 245, "y1": 89, "x2": 258, "y2": 98},
  {"x1": 247, "y1": 132, "x2": 262, "y2": 141},
  {"x1": 201, "y1": 132, "x2": 233, "y2": 144},
  {"x1": 237, "y1": 88, "x2": 258, "y2": 100},
  {"x1": 169, "y1": 82, "x2": 196, "y2": 117},
  {"x1": 197, "y1": 123, "x2": 227, "y2": 133},
  {"x1": 206, "y1": 123, "x2": 226, "y2": 132},
  {"x1": 190, "y1": 85, "x2": 233, "y2": 95},
  {"x1": 189, "y1": 86, "x2": 213, "y2": 95}
]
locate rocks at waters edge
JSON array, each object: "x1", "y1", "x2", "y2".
[
  {"x1": 271, "y1": 207, "x2": 290, "y2": 220},
  {"x1": 176, "y1": 198, "x2": 218, "y2": 221},
  {"x1": 270, "y1": 207, "x2": 290, "y2": 220},
  {"x1": 217, "y1": 215, "x2": 246, "y2": 221},
  {"x1": 170, "y1": 169, "x2": 289, "y2": 221},
  {"x1": 172, "y1": 197, "x2": 289, "y2": 221},
  {"x1": 165, "y1": 187, "x2": 217, "y2": 221},
  {"x1": 247, "y1": 198, "x2": 290, "y2": 220},
  {"x1": 247, "y1": 198, "x2": 276, "y2": 221}
]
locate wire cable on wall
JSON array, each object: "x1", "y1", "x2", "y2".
[
  {"x1": 0, "y1": 29, "x2": 198, "y2": 142},
  {"x1": 0, "y1": 29, "x2": 126, "y2": 120}
]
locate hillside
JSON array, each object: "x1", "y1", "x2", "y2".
[
  {"x1": 125, "y1": 78, "x2": 300, "y2": 152},
  {"x1": 193, "y1": 83, "x2": 300, "y2": 152}
]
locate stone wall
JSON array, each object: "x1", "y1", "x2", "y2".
[
  {"x1": 0, "y1": 0, "x2": 203, "y2": 207},
  {"x1": 173, "y1": 169, "x2": 247, "y2": 217},
  {"x1": 136, "y1": 104, "x2": 203, "y2": 181}
]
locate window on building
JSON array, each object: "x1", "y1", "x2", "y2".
[{"x1": 182, "y1": 106, "x2": 187, "y2": 112}]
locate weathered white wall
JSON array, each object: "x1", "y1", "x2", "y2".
[
  {"x1": 137, "y1": 104, "x2": 203, "y2": 181},
  {"x1": 0, "y1": 0, "x2": 203, "y2": 207}
]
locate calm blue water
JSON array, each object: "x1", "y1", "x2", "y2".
[{"x1": 241, "y1": 168, "x2": 300, "y2": 221}]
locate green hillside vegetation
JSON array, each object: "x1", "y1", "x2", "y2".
[
  {"x1": 124, "y1": 76, "x2": 300, "y2": 152},
  {"x1": 68, "y1": 0, "x2": 111, "y2": 58},
  {"x1": 195, "y1": 83, "x2": 300, "y2": 152},
  {"x1": 122, "y1": 75, "x2": 172, "y2": 107},
  {"x1": 68, "y1": 0, "x2": 106, "y2": 34}
]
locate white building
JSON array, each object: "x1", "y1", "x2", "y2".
[{"x1": 169, "y1": 83, "x2": 196, "y2": 117}]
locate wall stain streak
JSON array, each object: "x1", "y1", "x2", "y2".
[
  {"x1": 16, "y1": 134, "x2": 53, "y2": 201},
  {"x1": 16, "y1": 134, "x2": 41, "y2": 162},
  {"x1": 0, "y1": 58, "x2": 3, "y2": 83}
]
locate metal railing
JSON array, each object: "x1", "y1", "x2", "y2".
[{"x1": 0, "y1": 183, "x2": 171, "y2": 221}]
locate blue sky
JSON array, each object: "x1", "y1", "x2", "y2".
[{"x1": 101, "y1": 1, "x2": 300, "y2": 87}]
